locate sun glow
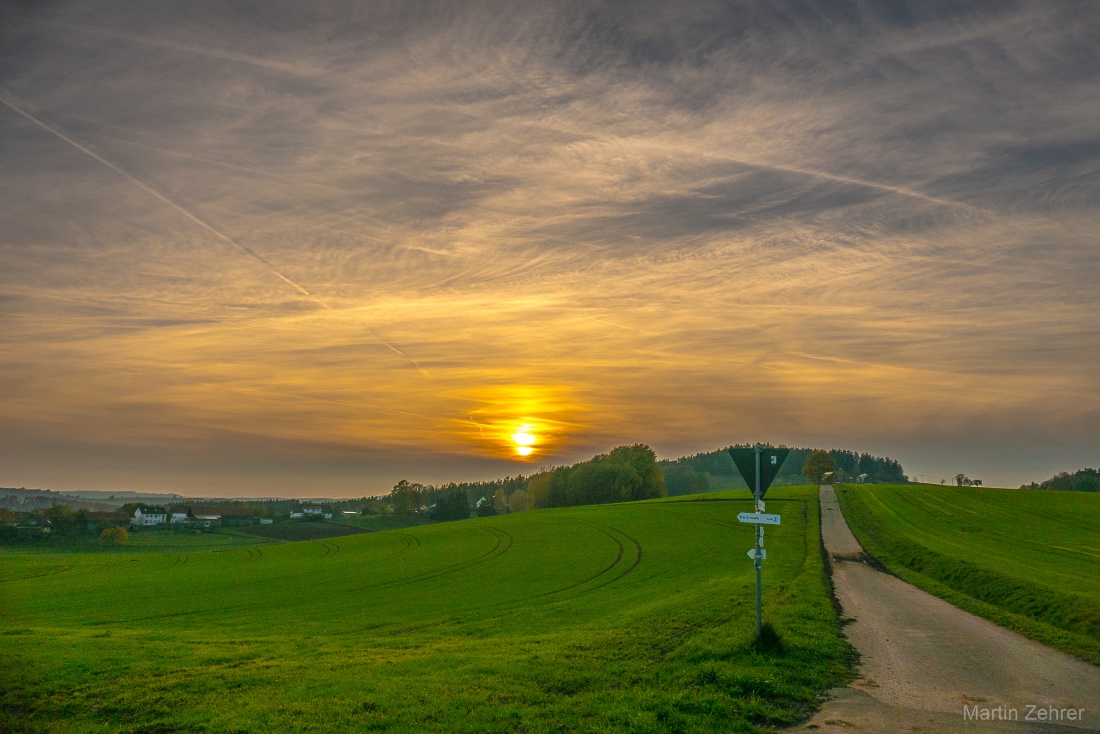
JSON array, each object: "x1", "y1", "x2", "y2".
[
  {"x1": 512, "y1": 425, "x2": 537, "y2": 457},
  {"x1": 451, "y1": 385, "x2": 586, "y2": 461}
]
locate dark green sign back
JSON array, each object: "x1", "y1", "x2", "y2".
[{"x1": 728, "y1": 447, "x2": 790, "y2": 498}]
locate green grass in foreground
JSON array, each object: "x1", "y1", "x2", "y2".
[
  {"x1": 1, "y1": 487, "x2": 853, "y2": 733},
  {"x1": 835, "y1": 483, "x2": 1100, "y2": 664}
]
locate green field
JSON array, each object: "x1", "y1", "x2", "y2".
[
  {"x1": 1, "y1": 488, "x2": 852, "y2": 734},
  {"x1": 835, "y1": 483, "x2": 1100, "y2": 663}
]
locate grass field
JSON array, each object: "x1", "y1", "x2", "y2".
[
  {"x1": 2, "y1": 487, "x2": 853, "y2": 733},
  {"x1": 236, "y1": 522, "x2": 372, "y2": 542},
  {"x1": 835, "y1": 483, "x2": 1100, "y2": 664}
]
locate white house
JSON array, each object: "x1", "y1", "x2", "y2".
[{"x1": 132, "y1": 508, "x2": 167, "y2": 526}]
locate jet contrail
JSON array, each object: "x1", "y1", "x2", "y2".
[
  {"x1": 0, "y1": 89, "x2": 429, "y2": 376},
  {"x1": 731, "y1": 156, "x2": 983, "y2": 213},
  {"x1": 0, "y1": 90, "x2": 319, "y2": 302}
]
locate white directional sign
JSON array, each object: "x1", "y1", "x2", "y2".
[
  {"x1": 747, "y1": 548, "x2": 766, "y2": 560},
  {"x1": 738, "y1": 512, "x2": 781, "y2": 525}
]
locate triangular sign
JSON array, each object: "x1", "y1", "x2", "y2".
[{"x1": 728, "y1": 447, "x2": 791, "y2": 498}]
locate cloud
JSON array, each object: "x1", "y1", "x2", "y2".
[{"x1": 0, "y1": 0, "x2": 1097, "y2": 493}]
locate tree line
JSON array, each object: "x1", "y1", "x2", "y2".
[
  {"x1": 1021, "y1": 468, "x2": 1099, "y2": 492},
  {"x1": 525, "y1": 445, "x2": 665, "y2": 509},
  {"x1": 658, "y1": 445, "x2": 907, "y2": 495}
]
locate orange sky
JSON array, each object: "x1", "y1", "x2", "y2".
[{"x1": 1, "y1": 1, "x2": 1097, "y2": 495}]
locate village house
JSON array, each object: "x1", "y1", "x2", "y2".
[
  {"x1": 170, "y1": 507, "x2": 195, "y2": 524},
  {"x1": 131, "y1": 507, "x2": 168, "y2": 527},
  {"x1": 15, "y1": 516, "x2": 51, "y2": 536}
]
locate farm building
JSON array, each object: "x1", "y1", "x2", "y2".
[
  {"x1": 131, "y1": 507, "x2": 168, "y2": 526},
  {"x1": 15, "y1": 516, "x2": 51, "y2": 535},
  {"x1": 170, "y1": 508, "x2": 195, "y2": 524}
]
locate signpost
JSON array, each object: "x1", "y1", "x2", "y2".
[
  {"x1": 729, "y1": 446, "x2": 790, "y2": 638},
  {"x1": 737, "y1": 512, "x2": 781, "y2": 525}
]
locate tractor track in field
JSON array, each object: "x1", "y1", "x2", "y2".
[
  {"x1": 866, "y1": 488, "x2": 1097, "y2": 567},
  {"x1": 581, "y1": 522, "x2": 643, "y2": 592},
  {"x1": 793, "y1": 486, "x2": 1100, "y2": 734},
  {"x1": 316, "y1": 539, "x2": 340, "y2": 558},
  {"x1": 471, "y1": 522, "x2": 644, "y2": 617},
  {"x1": 166, "y1": 553, "x2": 189, "y2": 568},
  {"x1": 344, "y1": 526, "x2": 513, "y2": 594},
  {"x1": 0, "y1": 565, "x2": 75, "y2": 583}
]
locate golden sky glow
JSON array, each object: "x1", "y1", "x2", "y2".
[{"x1": 0, "y1": 2, "x2": 1098, "y2": 495}]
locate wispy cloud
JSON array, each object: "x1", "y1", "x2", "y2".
[{"x1": 0, "y1": 0, "x2": 1097, "y2": 493}]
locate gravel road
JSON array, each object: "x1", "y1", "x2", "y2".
[{"x1": 789, "y1": 486, "x2": 1099, "y2": 733}]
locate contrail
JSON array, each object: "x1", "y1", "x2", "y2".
[
  {"x1": 583, "y1": 316, "x2": 660, "y2": 336},
  {"x1": 733, "y1": 157, "x2": 983, "y2": 213},
  {"x1": 0, "y1": 90, "x2": 429, "y2": 376},
  {"x1": 0, "y1": 90, "x2": 318, "y2": 302}
]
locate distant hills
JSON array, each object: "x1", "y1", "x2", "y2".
[{"x1": 0, "y1": 487, "x2": 184, "y2": 512}]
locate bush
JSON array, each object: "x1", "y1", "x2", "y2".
[{"x1": 100, "y1": 526, "x2": 128, "y2": 546}]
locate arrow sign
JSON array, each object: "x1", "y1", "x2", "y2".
[
  {"x1": 729, "y1": 447, "x2": 790, "y2": 498},
  {"x1": 747, "y1": 548, "x2": 766, "y2": 560},
  {"x1": 738, "y1": 512, "x2": 781, "y2": 525}
]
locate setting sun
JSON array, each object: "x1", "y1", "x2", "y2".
[{"x1": 512, "y1": 425, "x2": 537, "y2": 457}]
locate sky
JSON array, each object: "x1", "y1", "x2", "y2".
[{"x1": 1, "y1": 0, "x2": 1097, "y2": 497}]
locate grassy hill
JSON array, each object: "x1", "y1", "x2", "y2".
[
  {"x1": 835, "y1": 483, "x2": 1100, "y2": 664},
  {"x1": 2, "y1": 488, "x2": 852, "y2": 733}
]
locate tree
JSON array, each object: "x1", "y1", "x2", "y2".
[
  {"x1": 802, "y1": 450, "x2": 836, "y2": 485},
  {"x1": 530, "y1": 444, "x2": 666, "y2": 509},
  {"x1": 100, "y1": 526, "x2": 128, "y2": 546},
  {"x1": 508, "y1": 490, "x2": 529, "y2": 512},
  {"x1": 661, "y1": 462, "x2": 712, "y2": 496},
  {"x1": 493, "y1": 487, "x2": 508, "y2": 514},
  {"x1": 390, "y1": 480, "x2": 426, "y2": 515},
  {"x1": 44, "y1": 505, "x2": 89, "y2": 539},
  {"x1": 526, "y1": 472, "x2": 552, "y2": 509},
  {"x1": 118, "y1": 502, "x2": 142, "y2": 518},
  {"x1": 431, "y1": 488, "x2": 470, "y2": 522}
]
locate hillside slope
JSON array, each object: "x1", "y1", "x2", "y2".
[{"x1": 2, "y1": 487, "x2": 852, "y2": 733}]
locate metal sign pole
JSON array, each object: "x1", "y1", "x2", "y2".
[
  {"x1": 730, "y1": 446, "x2": 788, "y2": 640},
  {"x1": 754, "y1": 445, "x2": 762, "y2": 638}
]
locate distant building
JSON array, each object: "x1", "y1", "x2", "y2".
[
  {"x1": 170, "y1": 508, "x2": 195, "y2": 524},
  {"x1": 15, "y1": 516, "x2": 51, "y2": 535},
  {"x1": 132, "y1": 507, "x2": 167, "y2": 526}
]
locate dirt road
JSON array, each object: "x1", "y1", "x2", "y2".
[{"x1": 790, "y1": 486, "x2": 1099, "y2": 733}]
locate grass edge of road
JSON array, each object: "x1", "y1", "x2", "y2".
[{"x1": 833, "y1": 485, "x2": 1100, "y2": 666}]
